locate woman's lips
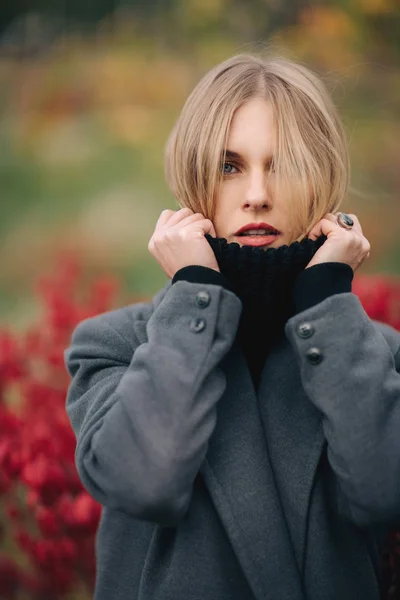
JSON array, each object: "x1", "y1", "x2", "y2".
[{"x1": 234, "y1": 234, "x2": 280, "y2": 247}]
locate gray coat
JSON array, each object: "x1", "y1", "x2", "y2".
[{"x1": 65, "y1": 279, "x2": 400, "y2": 600}]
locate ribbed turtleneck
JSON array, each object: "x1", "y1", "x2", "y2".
[{"x1": 172, "y1": 234, "x2": 353, "y2": 390}]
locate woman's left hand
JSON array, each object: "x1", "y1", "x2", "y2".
[{"x1": 306, "y1": 213, "x2": 371, "y2": 272}]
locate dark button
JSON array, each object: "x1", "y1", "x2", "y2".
[
  {"x1": 196, "y1": 291, "x2": 211, "y2": 308},
  {"x1": 190, "y1": 317, "x2": 206, "y2": 333},
  {"x1": 297, "y1": 322, "x2": 314, "y2": 339},
  {"x1": 306, "y1": 347, "x2": 323, "y2": 365}
]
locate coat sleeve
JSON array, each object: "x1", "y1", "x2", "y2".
[
  {"x1": 285, "y1": 291, "x2": 400, "y2": 529},
  {"x1": 64, "y1": 280, "x2": 242, "y2": 526}
]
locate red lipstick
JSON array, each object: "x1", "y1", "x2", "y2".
[{"x1": 234, "y1": 222, "x2": 281, "y2": 247}]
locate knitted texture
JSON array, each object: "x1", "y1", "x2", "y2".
[
  {"x1": 205, "y1": 233, "x2": 327, "y2": 308},
  {"x1": 204, "y1": 233, "x2": 327, "y2": 388}
]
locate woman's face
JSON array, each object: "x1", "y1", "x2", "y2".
[{"x1": 213, "y1": 97, "x2": 294, "y2": 248}]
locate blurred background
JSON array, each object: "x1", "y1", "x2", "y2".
[
  {"x1": 0, "y1": 0, "x2": 399, "y2": 324},
  {"x1": 1, "y1": 2, "x2": 400, "y2": 597}
]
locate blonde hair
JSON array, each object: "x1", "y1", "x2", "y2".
[{"x1": 164, "y1": 53, "x2": 349, "y2": 243}]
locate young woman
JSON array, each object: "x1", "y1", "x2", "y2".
[{"x1": 65, "y1": 54, "x2": 400, "y2": 600}]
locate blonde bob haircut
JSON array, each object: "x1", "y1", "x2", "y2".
[{"x1": 164, "y1": 53, "x2": 350, "y2": 243}]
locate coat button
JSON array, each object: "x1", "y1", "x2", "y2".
[
  {"x1": 297, "y1": 322, "x2": 314, "y2": 339},
  {"x1": 305, "y1": 347, "x2": 323, "y2": 365},
  {"x1": 190, "y1": 317, "x2": 206, "y2": 333},
  {"x1": 196, "y1": 291, "x2": 211, "y2": 308}
]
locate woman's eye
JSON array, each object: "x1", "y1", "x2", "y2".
[{"x1": 222, "y1": 162, "x2": 238, "y2": 175}]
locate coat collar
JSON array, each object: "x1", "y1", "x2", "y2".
[{"x1": 133, "y1": 282, "x2": 325, "y2": 600}]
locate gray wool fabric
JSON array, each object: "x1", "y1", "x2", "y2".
[{"x1": 65, "y1": 279, "x2": 400, "y2": 600}]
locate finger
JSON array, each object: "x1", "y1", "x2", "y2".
[
  {"x1": 347, "y1": 214, "x2": 363, "y2": 235},
  {"x1": 334, "y1": 212, "x2": 363, "y2": 236},
  {"x1": 308, "y1": 217, "x2": 338, "y2": 241},
  {"x1": 323, "y1": 213, "x2": 337, "y2": 223},
  {"x1": 307, "y1": 213, "x2": 336, "y2": 239},
  {"x1": 205, "y1": 220, "x2": 217, "y2": 237},
  {"x1": 163, "y1": 207, "x2": 194, "y2": 227},
  {"x1": 186, "y1": 218, "x2": 217, "y2": 238},
  {"x1": 171, "y1": 212, "x2": 206, "y2": 229},
  {"x1": 156, "y1": 209, "x2": 176, "y2": 228},
  {"x1": 156, "y1": 207, "x2": 193, "y2": 228}
]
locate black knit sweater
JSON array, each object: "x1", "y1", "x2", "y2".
[{"x1": 172, "y1": 234, "x2": 353, "y2": 390}]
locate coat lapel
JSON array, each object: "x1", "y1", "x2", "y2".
[
  {"x1": 200, "y1": 340, "x2": 305, "y2": 600},
  {"x1": 256, "y1": 336, "x2": 325, "y2": 576},
  {"x1": 132, "y1": 298, "x2": 324, "y2": 600}
]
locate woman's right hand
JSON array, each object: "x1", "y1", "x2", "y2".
[{"x1": 148, "y1": 208, "x2": 220, "y2": 278}]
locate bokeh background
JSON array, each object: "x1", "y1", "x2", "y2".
[
  {"x1": 1, "y1": 1, "x2": 400, "y2": 598},
  {"x1": 1, "y1": 0, "x2": 399, "y2": 326}
]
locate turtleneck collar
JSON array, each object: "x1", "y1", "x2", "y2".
[
  {"x1": 204, "y1": 233, "x2": 327, "y2": 383},
  {"x1": 205, "y1": 233, "x2": 327, "y2": 310}
]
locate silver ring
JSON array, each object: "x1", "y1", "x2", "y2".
[{"x1": 336, "y1": 212, "x2": 354, "y2": 230}]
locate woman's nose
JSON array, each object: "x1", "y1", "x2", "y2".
[{"x1": 242, "y1": 171, "x2": 270, "y2": 210}]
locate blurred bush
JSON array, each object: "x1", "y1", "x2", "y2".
[{"x1": 0, "y1": 260, "x2": 120, "y2": 598}]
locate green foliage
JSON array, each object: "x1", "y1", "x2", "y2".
[{"x1": 0, "y1": 0, "x2": 399, "y2": 321}]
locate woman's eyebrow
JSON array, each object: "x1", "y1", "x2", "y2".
[
  {"x1": 223, "y1": 149, "x2": 274, "y2": 163},
  {"x1": 224, "y1": 149, "x2": 242, "y2": 161}
]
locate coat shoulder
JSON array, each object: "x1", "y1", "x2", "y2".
[
  {"x1": 68, "y1": 284, "x2": 172, "y2": 357},
  {"x1": 101, "y1": 301, "x2": 151, "y2": 336},
  {"x1": 372, "y1": 319, "x2": 400, "y2": 361},
  {"x1": 63, "y1": 302, "x2": 151, "y2": 371}
]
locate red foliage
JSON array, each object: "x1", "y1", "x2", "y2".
[
  {"x1": 0, "y1": 264, "x2": 399, "y2": 598},
  {"x1": 352, "y1": 275, "x2": 400, "y2": 332},
  {"x1": 0, "y1": 258, "x2": 119, "y2": 598}
]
